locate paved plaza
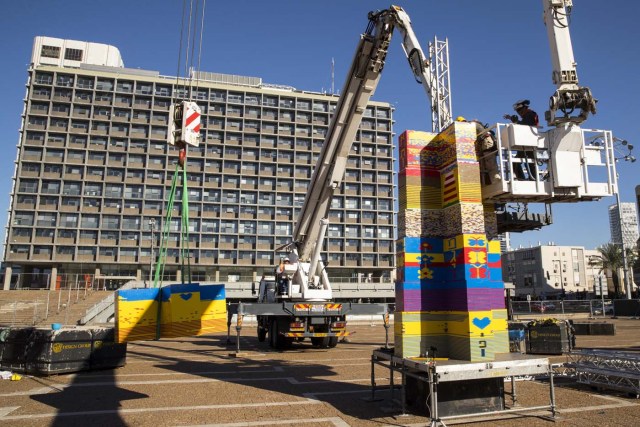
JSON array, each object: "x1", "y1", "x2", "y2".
[{"x1": 1, "y1": 318, "x2": 639, "y2": 426}]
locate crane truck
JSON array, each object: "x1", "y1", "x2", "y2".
[{"x1": 227, "y1": 5, "x2": 452, "y2": 350}]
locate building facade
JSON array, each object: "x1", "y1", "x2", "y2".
[
  {"x1": 2, "y1": 36, "x2": 396, "y2": 289},
  {"x1": 608, "y1": 202, "x2": 639, "y2": 252},
  {"x1": 502, "y1": 245, "x2": 595, "y2": 299}
]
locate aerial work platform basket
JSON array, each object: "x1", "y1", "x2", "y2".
[{"x1": 481, "y1": 123, "x2": 617, "y2": 204}]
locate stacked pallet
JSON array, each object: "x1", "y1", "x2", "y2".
[{"x1": 395, "y1": 125, "x2": 508, "y2": 361}]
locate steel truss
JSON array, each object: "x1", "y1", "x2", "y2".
[{"x1": 565, "y1": 349, "x2": 640, "y2": 398}]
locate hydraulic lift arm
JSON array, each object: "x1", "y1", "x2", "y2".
[{"x1": 543, "y1": 0, "x2": 597, "y2": 126}]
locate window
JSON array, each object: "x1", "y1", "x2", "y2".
[
  {"x1": 102, "y1": 216, "x2": 120, "y2": 230},
  {"x1": 99, "y1": 247, "x2": 115, "y2": 256},
  {"x1": 56, "y1": 74, "x2": 74, "y2": 87},
  {"x1": 18, "y1": 179, "x2": 38, "y2": 194},
  {"x1": 84, "y1": 183, "x2": 102, "y2": 196},
  {"x1": 37, "y1": 212, "x2": 57, "y2": 226},
  {"x1": 40, "y1": 44, "x2": 61, "y2": 58},
  {"x1": 378, "y1": 227, "x2": 391, "y2": 239},
  {"x1": 257, "y1": 221, "x2": 273, "y2": 234},
  {"x1": 28, "y1": 116, "x2": 46, "y2": 127},
  {"x1": 33, "y1": 246, "x2": 53, "y2": 255},
  {"x1": 21, "y1": 163, "x2": 40, "y2": 173},
  {"x1": 14, "y1": 212, "x2": 34, "y2": 226},
  {"x1": 61, "y1": 197, "x2": 80, "y2": 207},
  {"x1": 60, "y1": 213, "x2": 78, "y2": 228},
  {"x1": 62, "y1": 182, "x2": 81, "y2": 196},
  {"x1": 78, "y1": 247, "x2": 96, "y2": 256},
  {"x1": 145, "y1": 187, "x2": 163, "y2": 200},
  {"x1": 41, "y1": 181, "x2": 60, "y2": 194},
  {"x1": 64, "y1": 48, "x2": 83, "y2": 61},
  {"x1": 122, "y1": 216, "x2": 140, "y2": 230},
  {"x1": 16, "y1": 195, "x2": 36, "y2": 205},
  {"x1": 35, "y1": 72, "x2": 53, "y2": 84},
  {"x1": 328, "y1": 225, "x2": 343, "y2": 237},
  {"x1": 239, "y1": 221, "x2": 256, "y2": 234}
]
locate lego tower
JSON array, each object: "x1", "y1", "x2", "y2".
[{"x1": 395, "y1": 122, "x2": 509, "y2": 361}]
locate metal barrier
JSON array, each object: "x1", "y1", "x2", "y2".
[{"x1": 511, "y1": 299, "x2": 613, "y2": 316}]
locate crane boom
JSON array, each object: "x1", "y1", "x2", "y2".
[
  {"x1": 543, "y1": 0, "x2": 596, "y2": 126},
  {"x1": 293, "y1": 6, "x2": 449, "y2": 263},
  {"x1": 292, "y1": 9, "x2": 394, "y2": 261}
]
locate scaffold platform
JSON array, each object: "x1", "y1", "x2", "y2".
[{"x1": 370, "y1": 349, "x2": 555, "y2": 426}]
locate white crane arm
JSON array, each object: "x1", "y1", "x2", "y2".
[{"x1": 542, "y1": 0, "x2": 596, "y2": 126}]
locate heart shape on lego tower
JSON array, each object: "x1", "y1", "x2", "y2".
[
  {"x1": 472, "y1": 317, "x2": 491, "y2": 330},
  {"x1": 179, "y1": 293, "x2": 193, "y2": 301}
]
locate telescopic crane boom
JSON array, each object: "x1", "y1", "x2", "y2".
[{"x1": 281, "y1": 5, "x2": 448, "y2": 301}]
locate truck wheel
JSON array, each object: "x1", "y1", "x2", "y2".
[
  {"x1": 269, "y1": 319, "x2": 278, "y2": 348},
  {"x1": 257, "y1": 325, "x2": 267, "y2": 342},
  {"x1": 328, "y1": 337, "x2": 339, "y2": 348},
  {"x1": 269, "y1": 319, "x2": 287, "y2": 349},
  {"x1": 311, "y1": 337, "x2": 329, "y2": 348}
]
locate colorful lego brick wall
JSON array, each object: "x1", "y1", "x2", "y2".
[
  {"x1": 395, "y1": 124, "x2": 508, "y2": 362},
  {"x1": 115, "y1": 283, "x2": 226, "y2": 343}
]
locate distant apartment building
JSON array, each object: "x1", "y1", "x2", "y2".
[
  {"x1": 502, "y1": 245, "x2": 597, "y2": 298},
  {"x1": 2, "y1": 36, "x2": 396, "y2": 289},
  {"x1": 496, "y1": 233, "x2": 510, "y2": 253},
  {"x1": 609, "y1": 202, "x2": 639, "y2": 252}
]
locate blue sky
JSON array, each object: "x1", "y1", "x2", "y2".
[{"x1": 1, "y1": 0, "x2": 639, "y2": 254}]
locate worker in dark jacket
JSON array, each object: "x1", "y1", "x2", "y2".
[
  {"x1": 503, "y1": 99, "x2": 538, "y2": 180},
  {"x1": 503, "y1": 99, "x2": 539, "y2": 127}
]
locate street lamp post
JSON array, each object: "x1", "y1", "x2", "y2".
[{"x1": 610, "y1": 137, "x2": 636, "y2": 299}]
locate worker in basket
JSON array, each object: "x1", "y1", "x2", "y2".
[
  {"x1": 456, "y1": 116, "x2": 500, "y2": 185},
  {"x1": 276, "y1": 257, "x2": 290, "y2": 295},
  {"x1": 503, "y1": 99, "x2": 539, "y2": 181}
]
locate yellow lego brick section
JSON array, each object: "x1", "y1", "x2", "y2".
[
  {"x1": 399, "y1": 184, "x2": 441, "y2": 210},
  {"x1": 449, "y1": 310, "x2": 507, "y2": 338},
  {"x1": 199, "y1": 299, "x2": 227, "y2": 335},
  {"x1": 115, "y1": 291, "x2": 160, "y2": 343},
  {"x1": 395, "y1": 310, "x2": 508, "y2": 338},
  {"x1": 443, "y1": 234, "x2": 489, "y2": 251},
  {"x1": 115, "y1": 286, "x2": 228, "y2": 342},
  {"x1": 160, "y1": 289, "x2": 202, "y2": 338},
  {"x1": 488, "y1": 239, "x2": 501, "y2": 254},
  {"x1": 457, "y1": 162, "x2": 482, "y2": 203},
  {"x1": 399, "y1": 252, "x2": 445, "y2": 265}
]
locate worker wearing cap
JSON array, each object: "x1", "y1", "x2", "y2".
[
  {"x1": 503, "y1": 99, "x2": 538, "y2": 180},
  {"x1": 503, "y1": 99, "x2": 539, "y2": 127}
]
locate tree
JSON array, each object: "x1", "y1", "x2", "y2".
[{"x1": 595, "y1": 243, "x2": 624, "y2": 297}]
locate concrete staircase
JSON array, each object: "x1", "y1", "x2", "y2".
[{"x1": 0, "y1": 290, "x2": 113, "y2": 327}]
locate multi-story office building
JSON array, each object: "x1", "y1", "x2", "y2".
[
  {"x1": 2, "y1": 36, "x2": 396, "y2": 290},
  {"x1": 609, "y1": 202, "x2": 639, "y2": 252},
  {"x1": 502, "y1": 245, "x2": 593, "y2": 298}
]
